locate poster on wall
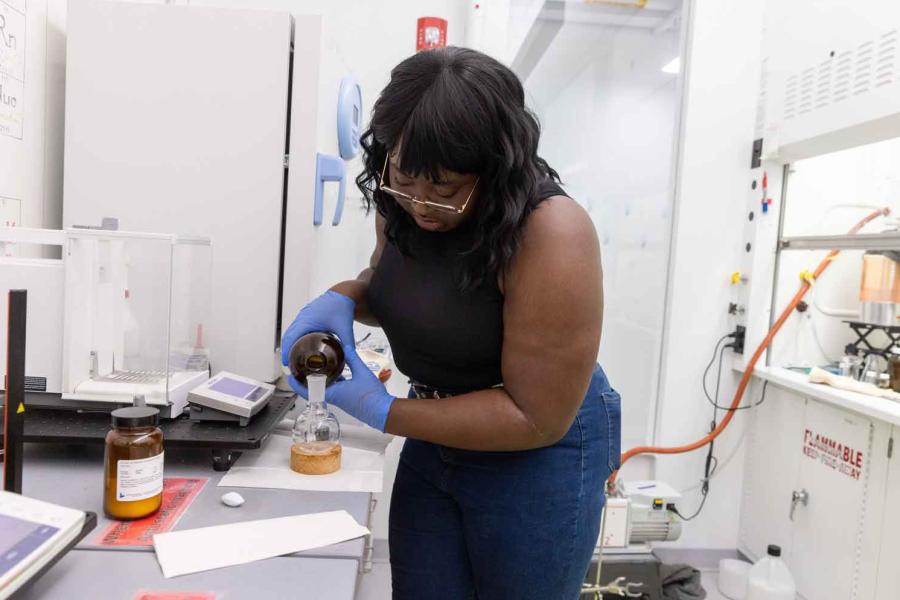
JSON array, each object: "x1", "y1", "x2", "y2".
[{"x1": 0, "y1": 0, "x2": 25, "y2": 139}]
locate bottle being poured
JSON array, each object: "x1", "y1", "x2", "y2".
[{"x1": 291, "y1": 373, "x2": 342, "y2": 475}]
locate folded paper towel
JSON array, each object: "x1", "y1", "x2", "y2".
[{"x1": 808, "y1": 367, "x2": 900, "y2": 401}]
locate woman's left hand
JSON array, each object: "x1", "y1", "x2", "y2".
[{"x1": 287, "y1": 344, "x2": 395, "y2": 432}]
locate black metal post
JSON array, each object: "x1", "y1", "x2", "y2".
[{"x1": 4, "y1": 289, "x2": 27, "y2": 493}]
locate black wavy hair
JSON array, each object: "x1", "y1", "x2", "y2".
[{"x1": 356, "y1": 46, "x2": 559, "y2": 291}]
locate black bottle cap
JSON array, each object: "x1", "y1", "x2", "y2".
[
  {"x1": 111, "y1": 406, "x2": 160, "y2": 428},
  {"x1": 767, "y1": 544, "x2": 782, "y2": 557}
]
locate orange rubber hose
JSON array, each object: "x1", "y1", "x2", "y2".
[{"x1": 610, "y1": 207, "x2": 890, "y2": 484}]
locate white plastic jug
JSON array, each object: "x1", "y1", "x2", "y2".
[{"x1": 746, "y1": 545, "x2": 796, "y2": 600}]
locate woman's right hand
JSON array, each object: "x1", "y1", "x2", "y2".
[{"x1": 280, "y1": 291, "x2": 357, "y2": 367}]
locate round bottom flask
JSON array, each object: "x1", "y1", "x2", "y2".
[{"x1": 291, "y1": 374, "x2": 342, "y2": 475}]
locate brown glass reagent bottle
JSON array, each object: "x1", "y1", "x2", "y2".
[
  {"x1": 288, "y1": 332, "x2": 346, "y2": 385},
  {"x1": 104, "y1": 406, "x2": 164, "y2": 520}
]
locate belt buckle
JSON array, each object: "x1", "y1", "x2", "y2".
[{"x1": 411, "y1": 383, "x2": 444, "y2": 400}]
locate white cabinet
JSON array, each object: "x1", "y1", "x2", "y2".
[
  {"x1": 739, "y1": 385, "x2": 892, "y2": 600},
  {"x1": 791, "y1": 402, "x2": 886, "y2": 600},
  {"x1": 875, "y1": 425, "x2": 900, "y2": 600},
  {"x1": 739, "y1": 384, "x2": 805, "y2": 559}
]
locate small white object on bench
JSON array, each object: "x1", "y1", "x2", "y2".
[{"x1": 220, "y1": 492, "x2": 245, "y2": 507}]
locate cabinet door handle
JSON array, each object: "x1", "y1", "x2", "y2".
[{"x1": 790, "y1": 489, "x2": 809, "y2": 521}]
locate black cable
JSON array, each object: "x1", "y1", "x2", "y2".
[
  {"x1": 703, "y1": 345, "x2": 770, "y2": 411},
  {"x1": 703, "y1": 376, "x2": 769, "y2": 411},
  {"x1": 679, "y1": 333, "x2": 769, "y2": 523},
  {"x1": 681, "y1": 381, "x2": 770, "y2": 524},
  {"x1": 760, "y1": 380, "x2": 769, "y2": 404},
  {"x1": 706, "y1": 342, "x2": 731, "y2": 477},
  {"x1": 672, "y1": 494, "x2": 708, "y2": 521},
  {"x1": 712, "y1": 342, "x2": 730, "y2": 415},
  {"x1": 674, "y1": 487, "x2": 709, "y2": 521},
  {"x1": 682, "y1": 335, "x2": 730, "y2": 523},
  {"x1": 702, "y1": 334, "x2": 734, "y2": 406},
  {"x1": 675, "y1": 444, "x2": 719, "y2": 522}
]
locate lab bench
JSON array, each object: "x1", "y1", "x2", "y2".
[
  {"x1": 21, "y1": 443, "x2": 373, "y2": 563},
  {"x1": 17, "y1": 441, "x2": 375, "y2": 599},
  {"x1": 15, "y1": 550, "x2": 360, "y2": 600}
]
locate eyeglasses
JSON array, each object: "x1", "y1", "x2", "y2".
[{"x1": 378, "y1": 155, "x2": 479, "y2": 215}]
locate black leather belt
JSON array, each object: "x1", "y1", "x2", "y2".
[
  {"x1": 409, "y1": 381, "x2": 503, "y2": 399},
  {"x1": 410, "y1": 382, "x2": 455, "y2": 399}
]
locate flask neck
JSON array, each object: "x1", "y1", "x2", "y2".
[
  {"x1": 306, "y1": 374, "x2": 328, "y2": 412},
  {"x1": 306, "y1": 397, "x2": 328, "y2": 412}
]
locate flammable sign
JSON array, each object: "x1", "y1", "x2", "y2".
[{"x1": 802, "y1": 428, "x2": 865, "y2": 481}]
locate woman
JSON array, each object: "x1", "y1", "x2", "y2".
[{"x1": 282, "y1": 47, "x2": 621, "y2": 600}]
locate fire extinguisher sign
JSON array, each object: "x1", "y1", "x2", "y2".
[
  {"x1": 803, "y1": 429, "x2": 864, "y2": 480},
  {"x1": 417, "y1": 17, "x2": 447, "y2": 52}
]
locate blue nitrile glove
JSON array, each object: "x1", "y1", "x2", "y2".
[
  {"x1": 287, "y1": 344, "x2": 395, "y2": 432},
  {"x1": 280, "y1": 291, "x2": 356, "y2": 367}
]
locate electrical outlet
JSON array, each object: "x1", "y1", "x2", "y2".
[{"x1": 732, "y1": 325, "x2": 746, "y2": 354}]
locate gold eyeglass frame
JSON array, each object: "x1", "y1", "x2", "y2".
[{"x1": 378, "y1": 155, "x2": 480, "y2": 215}]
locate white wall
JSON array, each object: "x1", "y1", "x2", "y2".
[
  {"x1": 0, "y1": 0, "x2": 66, "y2": 240},
  {"x1": 652, "y1": 0, "x2": 765, "y2": 548}
]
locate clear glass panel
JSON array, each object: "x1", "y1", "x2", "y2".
[
  {"x1": 63, "y1": 232, "x2": 212, "y2": 407},
  {"x1": 782, "y1": 136, "x2": 900, "y2": 238},
  {"x1": 516, "y1": 2, "x2": 685, "y2": 448},
  {"x1": 774, "y1": 136, "x2": 900, "y2": 373},
  {"x1": 64, "y1": 234, "x2": 174, "y2": 380},
  {"x1": 169, "y1": 238, "x2": 213, "y2": 374},
  {"x1": 769, "y1": 247, "x2": 869, "y2": 369}
]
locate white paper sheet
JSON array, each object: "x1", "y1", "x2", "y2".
[
  {"x1": 218, "y1": 434, "x2": 386, "y2": 493},
  {"x1": 153, "y1": 510, "x2": 369, "y2": 578}
]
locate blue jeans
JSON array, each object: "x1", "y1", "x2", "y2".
[{"x1": 389, "y1": 365, "x2": 621, "y2": 600}]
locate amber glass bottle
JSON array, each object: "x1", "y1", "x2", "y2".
[
  {"x1": 104, "y1": 406, "x2": 164, "y2": 520},
  {"x1": 890, "y1": 347, "x2": 900, "y2": 393},
  {"x1": 288, "y1": 332, "x2": 346, "y2": 385}
]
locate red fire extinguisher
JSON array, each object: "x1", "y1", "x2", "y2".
[{"x1": 416, "y1": 17, "x2": 447, "y2": 52}]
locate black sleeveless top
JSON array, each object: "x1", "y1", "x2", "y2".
[{"x1": 367, "y1": 179, "x2": 567, "y2": 392}]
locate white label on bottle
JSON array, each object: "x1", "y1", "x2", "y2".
[{"x1": 116, "y1": 452, "x2": 164, "y2": 502}]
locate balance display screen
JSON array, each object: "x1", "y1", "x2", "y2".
[
  {"x1": 0, "y1": 514, "x2": 59, "y2": 577},
  {"x1": 209, "y1": 377, "x2": 259, "y2": 399}
]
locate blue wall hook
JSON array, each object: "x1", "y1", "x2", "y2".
[{"x1": 314, "y1": 153, "x2": 346, "y2": 226}]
